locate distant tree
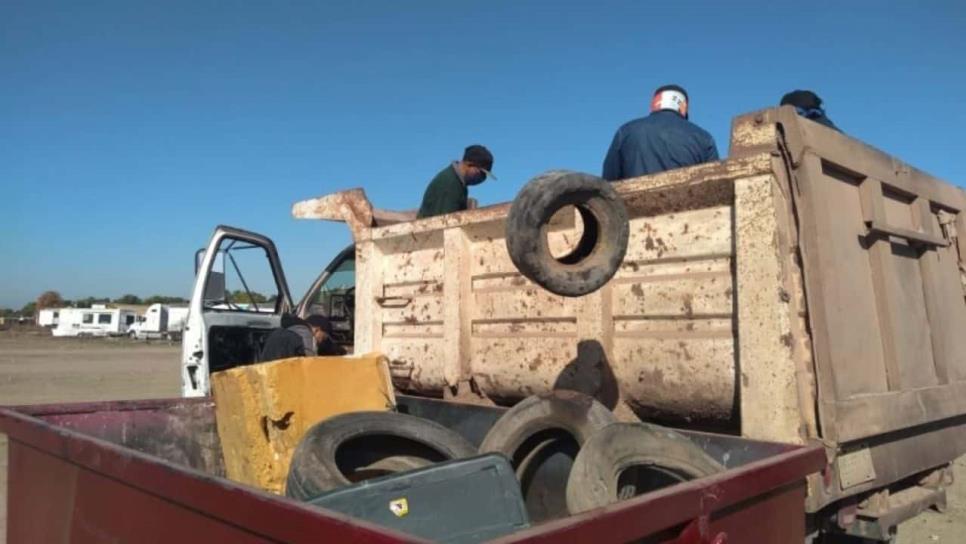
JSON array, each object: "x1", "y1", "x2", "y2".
[
  {"x1": 74, "y1": 297, "x2": 110, "y2": 308},
  {"x1": 114, "y1": 294, "x2": 143, "y2": 305},
  {"x1": 143, "y1": 295, "x2": 189, "y2": 305},
  {"x1": 229, "y1": 290, "x2": 268, "y2": 304},
  {"x1": 0, "y1": 308, "x2": 15, "y2": 317},
  {"x1": 36, "y1": 291, "x2": 64, "y2": 310},
  {"x1": 20, "y1": 302, "x2": 37, "y2": 316}
]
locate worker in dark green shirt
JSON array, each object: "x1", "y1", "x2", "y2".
[{"x1": 417, "y1": 144, "x2": 495, "y2": 218}]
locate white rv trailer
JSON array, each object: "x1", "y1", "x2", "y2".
[
  {"x1": 37, "y1": 309, "x2": 61, "y2": 328},
  {"x1": 51, "y1": 305, "x2": 138, "y2": 337}
]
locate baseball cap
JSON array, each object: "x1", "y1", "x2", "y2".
[
  {"x1": 304, "y1": 315, "x2": 334, "y2": 336},
  {"x1": 463, "y1": 144, "x2": 496, "y2": 180}
]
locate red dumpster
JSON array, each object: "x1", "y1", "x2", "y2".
[{"x1": 0, "y1": 396, "x2": 825, "y2": 543}]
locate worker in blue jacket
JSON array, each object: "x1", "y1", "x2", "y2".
[{"x1": 602, "y1": 84, "x2": 719, "y2": 181}]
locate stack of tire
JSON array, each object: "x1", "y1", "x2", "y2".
[{"x1": 286, "y1": 391, "x2": 724, "y2": 521}]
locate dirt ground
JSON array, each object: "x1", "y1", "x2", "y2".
[
  {"x1": 0, "y1": 329, "x2": 181, "y2": 544},
  {"x1": 0, "y1": 328, "x2": 963, "y2": 543}
]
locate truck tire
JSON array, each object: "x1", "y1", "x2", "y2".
[
  {"x1": 479, "y1": 391, "x2": 617, "y2": 520},
  {"x1": 285, "y1": 411, "x2": 477, "y2": 500},
  {"x1": 505, "y1": 170, "x2": 629, "y2": 297},
  {"x1": 566, "y1": 422, "x2": 725, "y2": 514}
]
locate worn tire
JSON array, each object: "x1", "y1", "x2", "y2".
[
  {"x1": 285, "y1": 411, "x2": 477, "y2": 500},
  {"x1": 505, "y1": 170, "x2": 629, "y2": 297},
  {"x1": 566, "y1": 422, "x2": 725, "y2": 514},
  {"x1": 479, "y1": 391, "x2": 617, "y2": 519}
]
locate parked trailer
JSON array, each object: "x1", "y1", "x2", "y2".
[
  {"x1": 37, "y1": 308, "x2": 60, "y2": 328},
  {"x1": 51, "y1": 305, "x2": 138, "y2": 337},
  {"x1": 127, "y1": 303, "x2": 189, "y2": 340},
  {"x1": 0, "y1": 396, "x2": 825, "y2": 543}
]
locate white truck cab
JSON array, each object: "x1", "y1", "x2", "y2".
[{"x1": 182, "y1": 225, "x2": 354, "y2": 397}]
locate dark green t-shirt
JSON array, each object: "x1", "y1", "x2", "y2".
[{"x1": 417, "y1": 164, "x2": 467, "y2": 219}]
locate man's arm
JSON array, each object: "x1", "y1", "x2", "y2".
[
  {"x1": 602, "y1": 129, "x2": 623, "y2": 181},
  {"x1": 703, "y1": 134, "x2": 720, "y2": 163}
]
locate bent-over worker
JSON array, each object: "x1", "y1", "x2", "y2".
[
  {"x1": 304, "y1": 314, "x2": 347, "y2": 356},
  {"x1": 259, "y1": 315, "x2": 317, "y2": 362}
]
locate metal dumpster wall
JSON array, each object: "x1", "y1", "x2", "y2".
[{"x1": 0, "y1": 398, "x2": 826, "y2": 544}]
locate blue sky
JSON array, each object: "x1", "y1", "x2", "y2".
[{"x1": 2, "y1": 1, "x2": 964, "y2": 308}]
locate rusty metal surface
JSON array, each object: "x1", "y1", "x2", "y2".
[
  {"x1": 1, "y1": 397, "x2": 824, "y2": 543},
  {"x1": 1, "y1": 400, "x2": 421, "y2": 544},
  {"x1": 332, "y1": 159, "x2": 765, "y2": 425}
]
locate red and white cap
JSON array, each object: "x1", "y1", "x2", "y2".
[{"x1": 650, "y1": 85, "x2": 689, "y2": 118}]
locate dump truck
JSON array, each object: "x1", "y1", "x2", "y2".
[{"x1": 174, "y1": 106, "x2": 966, "y2": 540}]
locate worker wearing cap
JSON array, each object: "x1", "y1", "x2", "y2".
[
  {"x1": 304, "y1": 314, "x2": 347, "y2": 356},
  {"x1": 417, "y1": 144, "x2": 495, "y2": 219},
  {"x1": 602, "y1": 84, "x2": 719, "y2": 180},
  {"x1": 780, "y1": 90, "x2": 839, "y2": 131}
]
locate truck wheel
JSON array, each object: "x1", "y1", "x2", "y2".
[
  {"x1": 285, "y1": 411, "x2": 477, "y2": 500},
  {"x1": 505, "y1": 170, "x2": 629, "y2": 297},
  {"x1": 479, "y1": 391, "x2": 617, "y2": 520},
  {"x1": 565, "y1": 422, "x2": 725, "y2": 514}
]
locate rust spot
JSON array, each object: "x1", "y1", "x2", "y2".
[
  {"x1": 645, "y1": 235, "x2": 656, "y2": 251},
  {"x1": 780, "y1": 333, "x2": 793, "y2": 347},
  {"x1": 511, "y1": 276, "x2": 526, "y2": 286},
  {"x1": 638, "y1": 368, "x2": 665, "y2": 385},
  {"x1": 682, "y1": 294, "x2": 694, "y2": 317},
  {"x1": 528, "y1": 355, "x2": 544, "y2": 371},
  {"x1": 682, "y1": 223, "x2": 690, "y2": 234},
  {"x1": 724, "y1": 287, "x2": 733, "y2": 297},
  {"x1": 779, "y1": 288, "x2": 791, "y2": 303},
  {"x1": 741, "y1": 373, "x2": 750, "y2": 387},
  {"x1": 631, "y1": 284, "x2": 644, "y2": 297},
  {"x1": 685, "y1": 322, "x2": 695, "y2": 331},
  {"x1": 678, "y1": 341, "x2": 693, "y2": 361}
]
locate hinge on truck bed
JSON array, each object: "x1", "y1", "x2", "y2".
[{"x1": 937, "y1": 210, "x2": 966, "y2": 295}]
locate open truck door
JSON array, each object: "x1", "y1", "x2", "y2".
[{"x1": 182, "y1": 226, "x2": 293, "y2": 397}]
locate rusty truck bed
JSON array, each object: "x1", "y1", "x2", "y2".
[
  {"x1": 292, "y1": 107, "x2": 966, "y2": 521},
  {"x1": 1, "y1": 396, "x2": 824, "y2": 543}
]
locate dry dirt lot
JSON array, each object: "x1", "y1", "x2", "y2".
[{"x1": 0, "y1": 329, "x2": 963, "y2": 543}]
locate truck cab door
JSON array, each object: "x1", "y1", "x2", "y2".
[
  {"x1": 182, "y1": 226, "x2": 293, "y2": 397},
  {"x1": 296, "y1": 245, "x2": 356, "y2": 351}
]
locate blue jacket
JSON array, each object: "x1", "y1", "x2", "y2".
[{"x1": 602, "y1": 110, "x2": 719, "y2": 181}]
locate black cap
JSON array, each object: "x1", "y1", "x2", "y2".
[
  {"x1": 780, "y1": 90, "x2": 823, "y2": 110},
  {"x1": 462, "y1": 144, "x2": 495, "y2": 178},
  {"x1": 304, "y1": 315, "x2": 334, "y2": 336}
]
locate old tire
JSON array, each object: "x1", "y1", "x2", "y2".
[
  {"x1": 505, "y1": 170, "x2": 629, "y2": 297},
  {"x1": 479, "y1": 391, "x2": 617, "y2": 520},
  {"x1": 566, "y1": 422, "x2": 725, "y2": 514},
  {"x1": 285, "y1": 411, "x2": 477, "y2": 500}
]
